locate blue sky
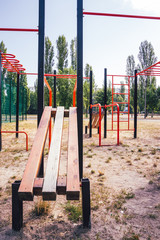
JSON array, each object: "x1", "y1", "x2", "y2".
[{"x1": 1, "y1": 0, "x2": 160, "y2": 87}]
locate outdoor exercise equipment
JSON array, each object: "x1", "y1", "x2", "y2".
[
  {"x1": 90, "y1": 103, "x2": 120, "y2": 146},
  {"x1": 12, "y1": 106, "x2": 91, "y2": 230},
  {"x1": 0, "y1": 51, "x2": 27, "y2": 151}
]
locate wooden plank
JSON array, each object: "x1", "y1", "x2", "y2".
[
  {"x1": 18, "y1": 106, "x2": 52, "y2": 200},
  {"x1": 66, "y1": 107, "x2": 80, "y2": 200},
  {"x1": 92, "y1": 113, "x2": 99, "y2": 128},
  {"x1": 33, "y1": 178, "x2": 43, "y2": 196},
  {"x1": 88, "y1": 112, "x2": 96, "y2": 128},
  {"x1": 51, "y1": 108, "x2": 69, "y2": 118},
  {"x1": 56, "y1": 176, "x2": 66, "y2": 195},
  {"x1": 42, "y1": 106, "x2": 64, "y2": 201},
  {"x1": 95, "y1": 112, "x2": 104, "y2": 128}
]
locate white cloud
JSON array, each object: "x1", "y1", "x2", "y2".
[{"x1": 124, "y1": 0, "x2": 160, "y2": 15}]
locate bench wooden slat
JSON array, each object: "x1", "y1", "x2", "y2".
[
  {"x1": 57, "y1": 176, "x2": 66, "y2": 195},
  {"x1": 66, "y1": 107, "x2": 80, "y2": 200},
  {"x1": 33, "y1": 178, "x2": 44, "y2": 196},
  {"x1": 18, "y1": 106, "x2": 52, "y2": 200},
  {"x1": 51, "y1": 108, "x2": 69, "y2": 118},
  {"x1": 42, "y1": 106, "x2": 64, "y2": 200}
]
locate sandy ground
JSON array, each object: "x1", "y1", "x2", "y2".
[{"x1": 0, "y1": 115, "x2": 160, "y2": 240}]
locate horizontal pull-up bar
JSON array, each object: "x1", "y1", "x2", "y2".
[
  {"x1": 83, "y1": 12, "x2": 160, "y2": 20},
  {"x1": 0, "y1": 28, "x2": 39, "y2": 32}
]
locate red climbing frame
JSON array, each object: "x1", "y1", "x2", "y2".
[
  {"x1": 108, "y1": 75, "x2": 133, "y2": 132},
  {"x1": 90, "y1": 103, "x2": 120, "y2": 146}
]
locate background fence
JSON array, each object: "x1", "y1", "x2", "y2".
[{"x1": 1, "y1": 74, "x2": 27, "y2": 123}]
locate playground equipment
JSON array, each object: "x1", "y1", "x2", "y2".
[
  {"x1": 12, "y1": 106, "x2": 91, "y2": 230},
  {"x1": 1, "y1": 130, "x2": 28, "y2": 151},
  {"x1": 1, "y1": 0, "x2": 160, "y2": 233},
  {"x1": 86, "y1": 70, "x2": 136, "y2": 145},
  {"x1": 90, "y1": 103, "x2": 120, "y2": 146}
]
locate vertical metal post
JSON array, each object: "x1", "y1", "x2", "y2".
[
  {"x1": 134, "y1": 70, "x2": 137, "y2": 138},
  {"x1": 0, "y1": 52, "x2": 2, "y2": 151},
  {"x1": 104, "y1": 68, "x2": 107, "y2": 138},
  {"x1": 16, "y1": 73, "x2": 19, "y2": 138},
  {"x1": 54, "y1": 70, "x2": 56, "y2": 108},
  {"x1": 77, "y1": 0, "x2": 83, "y2": 180},
  {"x1": 12, "y1": 180, "x2": 23, "y2": 231},
  {"x1": 89, "y1": 70, "x2": 92, "y2": 137},
  {"x1": 38, "y1": 0, "x2": 45, "y2": 177},
  {"x1": 82, "y1": 178, "x2": 91, "y2": 228},
  {"x1": 10, "y1": 78, "x2": 12, "y2": 122},
  {"x1": 38, "y1": 0, "x2": 45, "y2": 125}
]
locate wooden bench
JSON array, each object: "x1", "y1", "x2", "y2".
[{"x1": 12, "y1": 106, "x2": 90, "y2": 231}]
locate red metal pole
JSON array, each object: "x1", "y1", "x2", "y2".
[
  {"x1": 112, "y1": 76, "x2": 114, "y2": 130},
  {"x1": 116, "y1": 104, "x2": 120, "y2": 145},
  {"x1": 0, "y1": 28, "x2": 39, "y2": 32},
  {"x1": 99, "y1": 104, "x2": 101, "y2": 146},
  {"x1": 73, "y1": 80, "x2": 77, "y2": 107},
  {"x1": 128, "y1": 76, "x2": 130, "y2": 130},
  {"x1": 83, "y1": 12, "x2": 160, "y2": 20},
  {"x1": 44, "y1": 77, "x2": 52, "y2": 148},
  {"x1": 1, "y1": 130, "x2": 28, "y2": 151}
]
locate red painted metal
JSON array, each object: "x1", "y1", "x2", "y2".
[
  {"x1": 90, "y1": 103, "x2": 120, "y2": 146},
  {"x1": 0, "y1": 28, "x2": 38, "y2": 32},
  {"x1": 103, "y1": 103, "x2": 120, "y2": 146},
  {"x1": 20, "y1": 72, "x2": 90, "y2": 79},
  {"x1": 83, "y1": 11, "x2": 160, "y2": 20},
  {"x1": 44, "y1": 77, "x2": 52, "y2": 148},
  {"x1": 137, "y1": 61, "x2": 160, "y2": 77},
  {"x1": 1, "y1": 130, "x2": 28, "y2": 151},
  {"x1": 73, "y1": 80, "x2": 77, "y2": 107},
  {"x1": 110, "y1": 75, "x2": 131, "y2": 132},
  {"x1": 90, "y1": 104, "x2": 102, "y2": 146},
  {"x1": 0, "y1": 51, "x2": 25, "y2": 73}
]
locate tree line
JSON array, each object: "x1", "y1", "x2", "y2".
[
  {"x1": 126, "y1": 40, "x2": 160, "y2": 117},
  {"x1": 28, "y1": 35, "x2": 95, "y2": 115},
  {"x1": 1, "y1": 39, "x2": 160, "y2": 117}
]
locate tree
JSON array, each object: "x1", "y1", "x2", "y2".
[
  {"x1": 70, "y1": 38, "x2": 77, "y2": 71},
  {"x1": 126, "y1": 55, "x2": 135, "y2": 87},
  {"x1": 146, "y1": 83, "x2": 157, "y2": 117},
  {"x1": 57, "y1": 35, "x2": 68, "y2": 71},
  {"x1": 56, "y1": 67, "x2": 76, "y2": 109},
  {"x1": 44, "y1": 36, "x2": 54, "y2": 106},
  {"x1": 138, "y1": 40, "x2": 157, "y2": 118},
  {"x1": 83, "y1": 64, "x2": 95, "y2": 116}
]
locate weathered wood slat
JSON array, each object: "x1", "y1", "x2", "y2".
[
  {"x1": 66, "y1": 107, "x2": 80, "y2": 200},
  {"x1": 42, "y1": 106, "x2": 64, "y2": 201},
  {"x1": 33, "y1": 178, "x2": 43, "y2": 196},
  {"x1": 57, "y1": 176, "x2": 66, "y2": 195},
  {"x1": 18, "y1": 107, "x2": 52, "y2": 200},
  {"x1": 51, "y1": 108, "x2": 69, "y2": 118},
  {"x1": 92, "y1": 113, "x2": 99, "y2": 128},
  {"x1": 95, "y1": 112, "x2": 104, "y2": 128}
]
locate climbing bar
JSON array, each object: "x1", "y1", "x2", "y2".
[
  {"x1": 83, "y1": 12, "x2": 160, "y2": 20},
  {"x1": 0, "y1": 28, "x2": 39, "y2": 32},
  {"x1": 73, "y1": 80, "x2": 77, "y2": 107},
  {"x1": 44, "y1": 77, "x2": 52, "y2": 148},
  {"x1": 1, "y1": 130, "x2": 28, "y2": 151}
]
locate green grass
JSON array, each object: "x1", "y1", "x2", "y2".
[
  {"x1": 64, "y1": 202, "x2": 82, "y2": 222},
  {"x1": 33, "y1": 200, "x2": 50, "y2": 216}
]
